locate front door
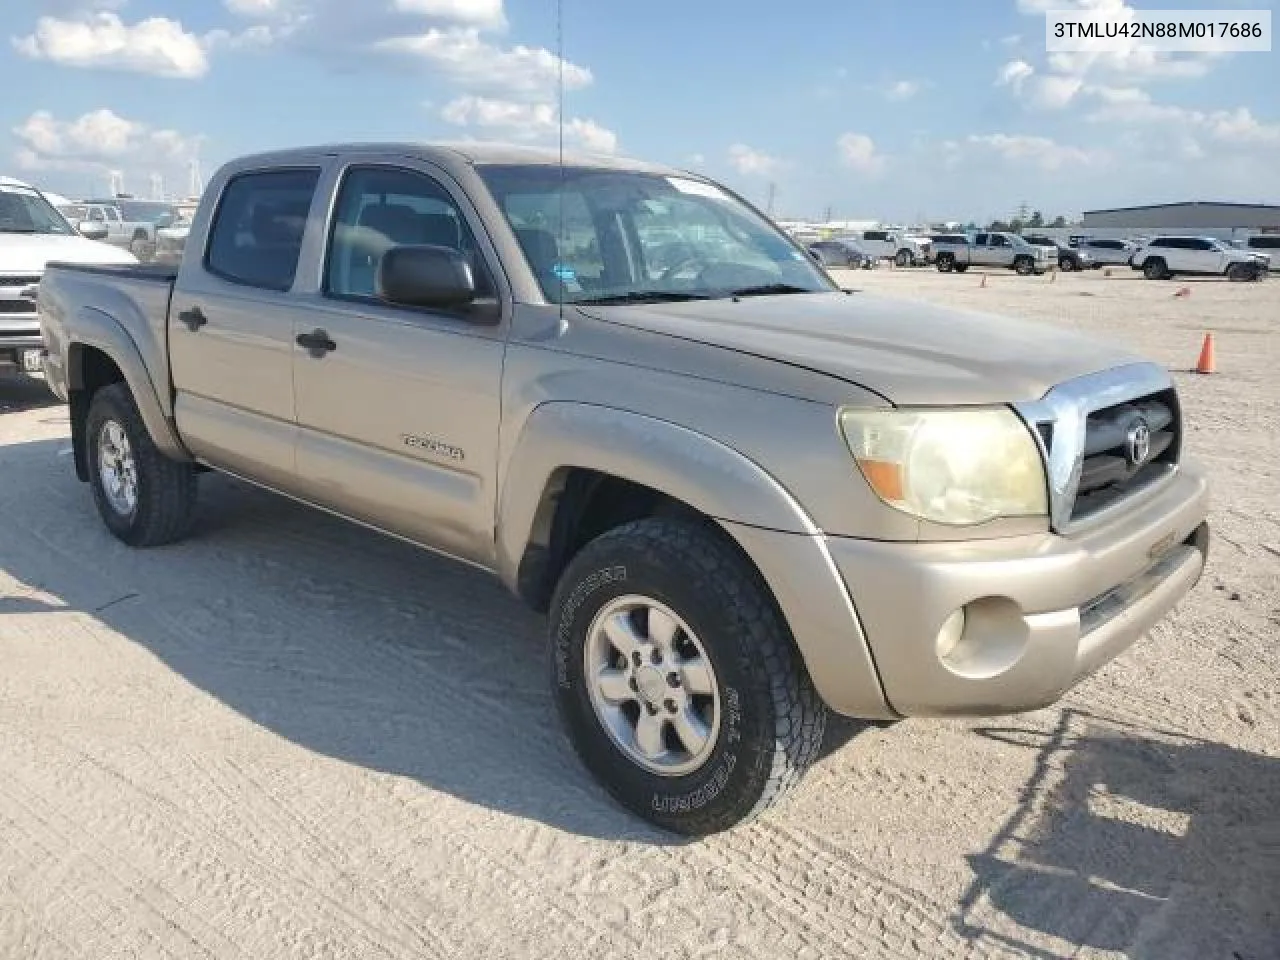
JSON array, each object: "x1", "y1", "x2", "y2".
[
  {"x1": 169, "y1": 165, "x2": 324, "y2": 489},
  {"x1": 289, "y1": 161, "x2": 507, "y2": 567}
]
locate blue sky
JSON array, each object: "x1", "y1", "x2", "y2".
[{"x1": 3, "y1": 0, "x2": 1276, "y2": 222}]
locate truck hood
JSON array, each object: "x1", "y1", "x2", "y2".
[
  {"x1": 0, "y1": 233, "x2": 137, "y2": 273},
  {"x1": 587, "y1": 291, "x2": 1144, "y2": 406}
]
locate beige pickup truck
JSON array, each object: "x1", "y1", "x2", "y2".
[{"x1": 37, "y1": 143, "x2": 1210, "y2": 835}]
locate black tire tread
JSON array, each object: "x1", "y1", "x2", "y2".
[
  {"x1": 87, "y1": 383, "x2": 198, "y2": 547},
  {"x1": 552, "y1": 516, "x2": 826, "y2": 834}
]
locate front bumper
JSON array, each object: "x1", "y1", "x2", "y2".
[{"x1": 825, "y1": 463, "x2": 1209, "y2": 716}]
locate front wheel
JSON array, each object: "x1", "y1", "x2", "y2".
[
  {"x1": 1059, "y1": 256, "x2": 1077, "y2": 272},
  {"x1": 954, "y1": 263, "x2": 969, "y2": 273},
  {"x1": 549, "y1": 517, "x2": 826, "y2": 835},
  {"x1": 1143, "y1": 258, "x2": 1168, "y2": 280},
  {"x1": 87, "y1": 383, "x2": 199, "y2": 546},
  {"x1": 936, "y1": 254, "x2": 954, "y2": 273},
  {"x1": 1226, "y1": 262, "x2": 1255, "y2": 282},
  {"x1": 894, "y1": 249, "x2": 912, "y2": 267}
]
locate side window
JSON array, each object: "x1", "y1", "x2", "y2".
[
  {"x1": 1192, "y1": 238, "x2": 1213, "y2": 251},
  {"x1": 205, "y1": 168, "x2": 319, "y2": 291},
  {"x1": 975, "y1": 233, "x2": 989, "y2": 245},
  {"x1": 1250, "y1": 236, "x2": 1280, "y2": 249},
  {"x1": 992, "y1": 235, "x2": 1009, "y2": 247},
  {"x1": 326, "y1": 165, "x2": 491, "y2": 302}
]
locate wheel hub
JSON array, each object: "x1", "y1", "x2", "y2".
[
  {"x1": 97, "y1": 419, "x2": 138, "y2": 516},
  {"x1": 584, "y1": 595, "x2": 721, "y2": 777}
]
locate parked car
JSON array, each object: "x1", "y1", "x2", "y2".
[
  {"x1": 933, "y1": 232, "x2": 1057, "y2": 275},
  {"x1": 856, "y1": 229, "x2": 931, "y2": 266},
  {"x1": 38, "y1": 142, "x2": 1210, "y2": 835},
  {"x1": 1128, "y1": 236, "x2": 1266, "y2": 281},
  {"x1": 1024, "y1": 234, "x2": 1092, "y2": 272},
  {"x1": 153, "y1": 218, "x2": 192, "y2": 263},
  {"x1": 808, "y1": 238, "x2": 875, "y2": 269},
  {"x1": 0, "y1": 176, "x2": 135, "y2": 373},
  {"x1": 1075, "y1": 238, "x2": 1136, "y2": 268},
  {"x1": 82, "y1": 198, "x2": 185, "y2": 261}
]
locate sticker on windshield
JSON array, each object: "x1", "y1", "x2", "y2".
[
  {"x1": 666, "y1": 177, "x2": 731, "y2": 201},
  {"x1": 551, "y1": 263, "x2": 582, "y2": 293}
]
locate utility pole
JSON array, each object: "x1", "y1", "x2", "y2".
[
  {"x1": 766, "y1": 181, "x2": 777, "y2": 218},
  {"x1": 823, "y1": 205, "x2": 833, "y2": 223}
]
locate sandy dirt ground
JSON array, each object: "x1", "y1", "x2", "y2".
[{"x1": 1, "y1": 265, "x2": 1277, "y2": 959}]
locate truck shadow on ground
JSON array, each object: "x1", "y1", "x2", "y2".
[
  {"x1": 0, "y1": 436, "x2": 874, "y2": 843},
  {"x1": 952, "y1": 708, "x2": 1280, "y2": 959},
  {"x1": 0, "y1": 371, "x2": 61, "y2": 414}
]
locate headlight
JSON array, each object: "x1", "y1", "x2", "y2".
[{"x1": 838, "y1": 408, "x2": 1048, "y2": 525}]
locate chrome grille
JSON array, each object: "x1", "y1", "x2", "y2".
[
  {"x1": 0, "y1": 299, "x2": 37, "y2": 314},
  {"x1": 1016, "y1": 362, "x2": 1181, "y2": 533},
  {"x1": 0, "y1": 275, "x2": 41, "y2": 287}
]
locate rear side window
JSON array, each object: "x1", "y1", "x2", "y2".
[
  {"x1": 1248, "y1": 236, "x2": 1280, "y2": 249},
  {"x1": 205, "y1": 168, "x2": 320, "y2": 291}
]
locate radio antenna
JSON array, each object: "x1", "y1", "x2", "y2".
[{"x1": 556, "y1": 0, "x2": 566, "y2": 323}]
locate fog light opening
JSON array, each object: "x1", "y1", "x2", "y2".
[{"x1": 936, "y1": 597, "x2": 1030, "y2": 680}]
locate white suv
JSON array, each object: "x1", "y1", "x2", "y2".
[
  {"x1": 858, "y1": 229, "x2": 931, "y2": 267},
  {"x1": 1076, "y1": 238, "x2": 1135, "y2": 267},
  {"x1": 1129, "y1": 235, "x2": 1265, "y2": 281}
]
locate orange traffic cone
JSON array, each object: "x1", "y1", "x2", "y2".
[
  {"x1": 1195, "y1": 333, "x2": 1215, "y2": 374},
  {"x1": 1174, "y1": 285, "x2": 1192, "y2": 298},
  {"x1": 1048, "y1": 269, "x2": 1057, "y2": 284},
  {"x1": 980, "y1": 273, "x2": 987, "y2": 288}
]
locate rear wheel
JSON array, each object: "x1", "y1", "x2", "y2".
[
  {"x1": 129, "y1": 231, "x2": 154, "y2": 262},
  {"x1": 1059, "y1": 255, "x2": 1076, "y2": 271},
  {"x1": 936, "y1": 254, "x2": 954, "y2": 273},
  {"x1": 1014, "y1": 255, "x2": 1034, "y2": 276},
  {"x1": 1143, "y1": 258, "x2": 1168, "y2": 280},
  {"x1": 549, "y1": 517, "x2": 826, "y2": 835},
  {"x1": 894, "y1": 249, "x2": 912, "y2": 267},
  {"x1": 954, "y1": 263, "x2": 969, "y2": 273},
  {"x1": 87, "y1": 383, "x2": 198, "y2": 547},
  {"x1": 1226, "y1": 262, "x2": 1254, "y2": 282}
]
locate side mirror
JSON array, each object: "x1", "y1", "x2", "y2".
[
  {"x1": 377, "y1": 245, "x2": 477, "y2": 311},
  {"x1": 77, "y1": 220, "x2": 109, "y2": 241}
]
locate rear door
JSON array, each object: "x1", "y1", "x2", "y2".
[
  {"x1": 288, "y1": 160, "x2": 508, "y2": 566},
  {"x1": 169, "y1": 164, "x2": 324, "y2": 489}
]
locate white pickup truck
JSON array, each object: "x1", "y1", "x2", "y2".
[{"x1": 933, "y1": 232, "x2": 1058, "y2": 275}]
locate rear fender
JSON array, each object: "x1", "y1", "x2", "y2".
[{"x1": 67, "y1": 306, "x2": 190, "y2": 465}]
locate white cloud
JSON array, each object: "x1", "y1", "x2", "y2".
[
  {"x1": 997, "y1": 59, "x2": 1034, "y2": 92},
  {"x1": 728, "y1": 144, "x2": 780, "y2": 177},
  {"x1": 14, "y1": 12, "x2": 210, "y2": 78},
  {"x1": 999, "y1": 34, "x2": 1022, "y2": 46},
  {"x1": 392, "y1": 0, "x2": 505, "y2": 27},
  {"x1": 12, "y1": 109, "x2": 204, "y2": 196},
  {"x1": 377, "y1": 27, "x2": 591, "y2": 100},
  {"x1": 1085, "y1": 88, "x2": 1280, "y2": 145},
  {"x1": 1029, "y1": 74, "x2": 1084, "y2": 109},
  {"x1": 439, "y1": 96, "x2": 617, "y2": 153},
  {"x1": 884, "y1": 79, "x2": 923, "y2": 101},
  {"x1": 836, "y1": 133, "x2": 886, "y2": 176},
  {"x1": 964, "y1": 133, "x2": 1108, "y2": 171}
]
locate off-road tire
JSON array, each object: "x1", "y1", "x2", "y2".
[
  {"x1": 548, "y1": 516, "x2": 826, "y2": 835},
  {"x1": 1143, "y1": 258, "x2": 1168, "y2": 280},
  {"x1": 1014, "y1": 255, "x2": 1034, "y2": 276},
  {"x1": 87, "y1": 383, "x2": 198, "y2": 547}
]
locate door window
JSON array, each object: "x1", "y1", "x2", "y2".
[
  {"x1": 325, "y1": 165, "x2": 491, "y2": 302},
  {"x1": 205, "y1": 168, "x2": 320, "y2": 291}
]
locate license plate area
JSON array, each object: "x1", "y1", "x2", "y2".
[{"x1": 21, "y1": 349, "x2": 43, "y2": 373}]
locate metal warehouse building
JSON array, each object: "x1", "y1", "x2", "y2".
[{"x1": 1082, "y1": 202, "x2": 1280, "y2": 231}]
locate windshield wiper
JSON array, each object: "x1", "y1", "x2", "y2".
[
  {"x1": 576, "y1": 291, "x2": 713, "y2": 305},
  {"x1": 724, "y1": 283, "x2": 816, "y2": 299}
]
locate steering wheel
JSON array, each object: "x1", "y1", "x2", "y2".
[{"x1": 659, "y1": 255, "x2": 709, "y2": 283}]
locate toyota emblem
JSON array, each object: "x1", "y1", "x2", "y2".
[{"x1": 1126, "y1": 418, "x2": 1152, "y2": 466}]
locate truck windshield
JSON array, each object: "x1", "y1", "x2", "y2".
[
  {"x1": 120, "y1": 201, "x2": 182, "y2": 227},
  {"x1": 476, "y1": 165, "x2": 835, "y2": 304},
  {"x1": 0, "y1": 185, "x2": 75, "y2": 235}
]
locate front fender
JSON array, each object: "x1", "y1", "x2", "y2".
[
  {"x1": 496, "y1": 401, "x2": 818, "y2": 589},
  {"x1": 68, "y1": 306, "x2": 190, "y2": 463},
  {"x1": 495, "y1": 401, "x2": 893, "y2": 718}
]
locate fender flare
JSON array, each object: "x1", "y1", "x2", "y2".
[
  {"x1": 495, "y1": 401, "x2": 818, "y2": 591},
  {"x1": 67, "y1": 306, "x2": 190, "y2": 466}
]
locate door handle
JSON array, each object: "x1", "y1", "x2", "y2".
[
  {"x1": 178, "y1": 306, "x2": 207, "y2": 331},
  {"x1": 296, "y1": 329, "x2": 337, "y2": 356}
]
